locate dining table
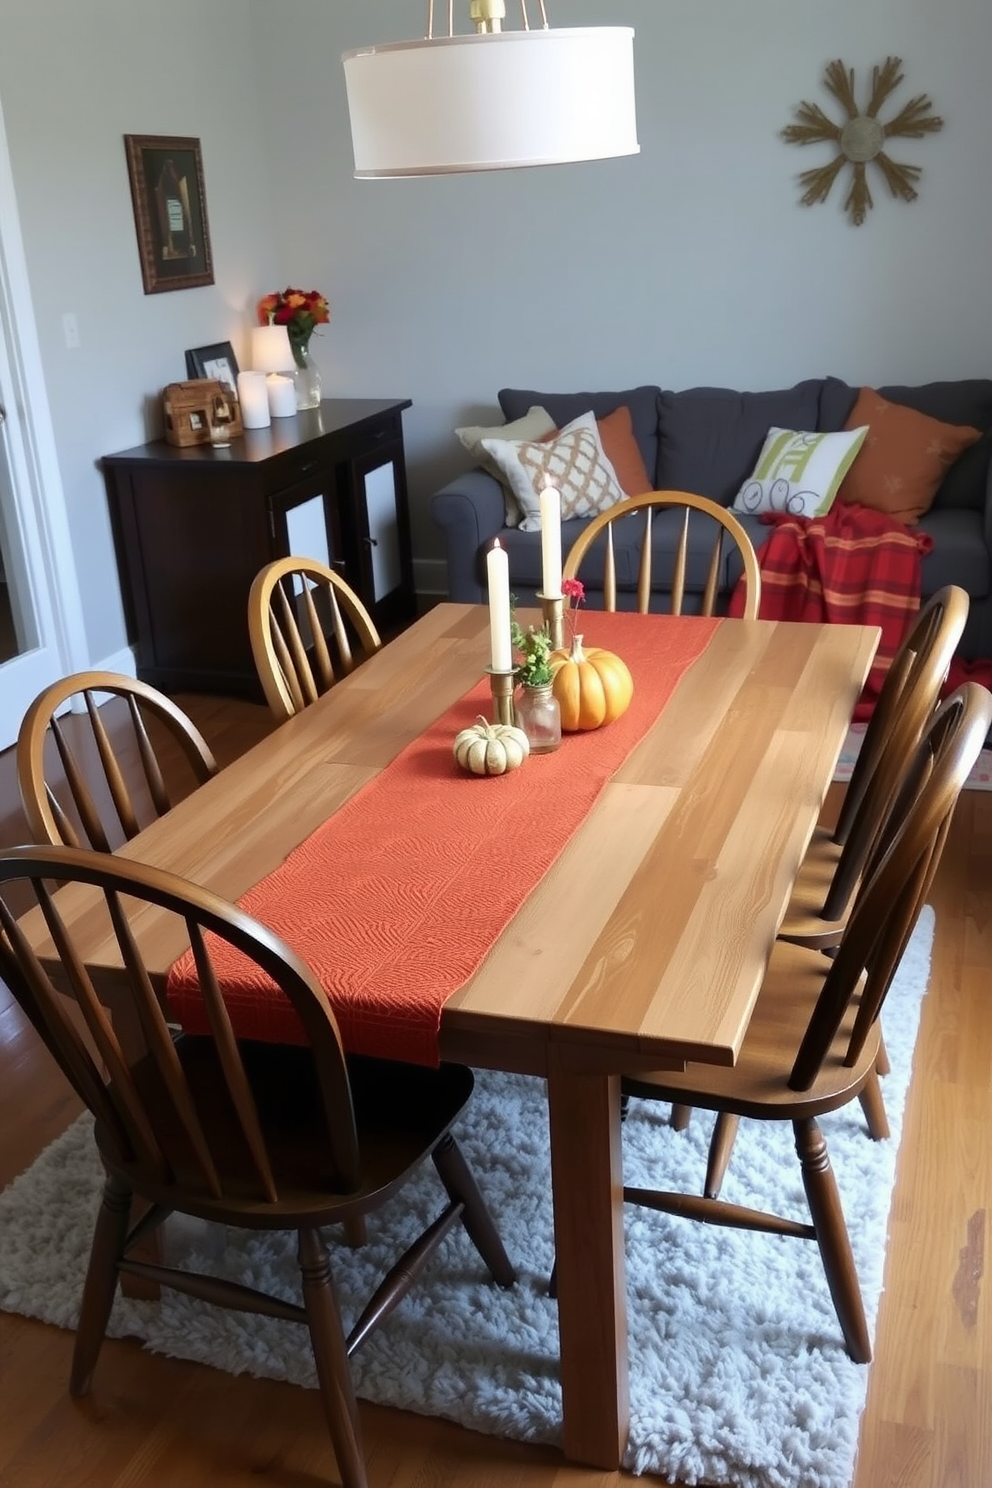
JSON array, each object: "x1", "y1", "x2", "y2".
[{"x1": 19, "y1": 602, "x2": 878, "y2": 1470}]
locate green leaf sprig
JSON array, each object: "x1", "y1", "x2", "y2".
[{"x1": 511, "y1": 616, "x2": 554, "y2": 687}]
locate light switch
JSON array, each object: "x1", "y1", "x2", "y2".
[{"x1": 62, "y1": 312, "x2": 80, "y2": 349}]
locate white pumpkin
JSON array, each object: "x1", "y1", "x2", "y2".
[{"x1": 453, "y1": 717, "x2": 530, "y2": 776}]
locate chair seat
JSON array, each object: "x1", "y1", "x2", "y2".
[
  {"x1": 102, "y1": 1039, "x2": 477, "y2": 1228},
  {"x1": 776, "y1": 826, "x2": 846, "y2": 946},
  {"x1": 623, "y1": 936, "x2": 879, "y2": 1120}
]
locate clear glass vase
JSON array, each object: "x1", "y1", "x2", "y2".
[
  {"x1": 515, "y1": 683, "x2": 562, "y2": 754},
  {"x1": 292, "y1": 341, "x2": 322, "y2": 410}
]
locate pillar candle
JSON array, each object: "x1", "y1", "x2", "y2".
[
  {"x1": 237, "y1": 371, "x2": 270, "y2": 429},
  {"x1": 486, "y1": 540, "x2": 512, "y2": 672},
  {"x1": 266, "y1": 374, "x2": 297, "y2": 418},
  {"x1": 539, "y1": 482, "x2": 562, "y2": 598}
]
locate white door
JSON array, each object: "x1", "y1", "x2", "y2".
[{"x1": 0, "y1": 93, "x2": 84, "y2": 748}]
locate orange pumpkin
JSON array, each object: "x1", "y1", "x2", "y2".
[{"x1": 549, "y1": 635, "x2": 634, "y2": 731}]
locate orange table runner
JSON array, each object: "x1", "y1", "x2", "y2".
[{"x1": 167, "y1": 612, "x2": 719, "y2": 1065}]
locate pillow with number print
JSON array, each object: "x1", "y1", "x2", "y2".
[{"x1": 732, "y1": 425, "x2": 869, "y2": 519}]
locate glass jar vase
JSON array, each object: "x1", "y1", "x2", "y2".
[
  {"x1": 515, "y1": 683, "x2": 562, "y2": 754},
  {"x1": 292, "y1": 341, "x2": 322, "y2": 410}
]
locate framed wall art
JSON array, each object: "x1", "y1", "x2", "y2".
[
  {"x1": 185, "y1": 341, "x2": 239, "y2": 392},
  {"x1": 124, "y1": 134, "x2": 214, "y2": 294}
]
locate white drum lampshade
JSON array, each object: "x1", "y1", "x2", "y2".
[
  {"x1": 251, "y1": 325, "x2": 296, "y2": 374},
  {"x1": 342, "y1": 26, "x2": 638, "y2": 178},
  {"x1": 251, "y1": 326, "x2": 298, "y2": 418}
]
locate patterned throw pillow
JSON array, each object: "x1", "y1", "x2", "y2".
[
  {"x1": 455, "y1": 405, "x2": 557, "y2": 527},
  {"x1": 559, "y1": 405, "x2": 653, "y2": 499},
  {"x1": 838, "y1": 387, "x2": 983, "y2": 524},
  {"x1": 732, "y1": 426, "x2": 868, "y2": 519},
  {"x1": 480, "y1": 412, "x2": 626, "y2": 530}
]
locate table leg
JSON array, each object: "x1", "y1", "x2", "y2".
[{"x1": 546, "y1": 1056, "x2": 628, "y2": 1469}]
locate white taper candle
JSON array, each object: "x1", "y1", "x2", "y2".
[
  {"x1": 486, "y1": 540, "x2": 512, "y2": 672},
  {"x1": 539, "y1": 482, "x2": 562, "y2": 598}
]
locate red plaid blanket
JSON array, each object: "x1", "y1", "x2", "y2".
[{"x1": 729, "y1": 503, "x2": 933, "y2": 720}]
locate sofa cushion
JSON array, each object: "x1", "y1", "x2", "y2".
[
  {"x1": 455, "y1": 405, "x2": 556, "y2": 528},
  {"x1": 820, "y1": 376, "x2": 992, "y2": 513},
  {"x1": 481, "y1": 412, "x2": 626, "y2": 529},
  {"x1": 655, "y1": 381, "x2": 825, "y2": 505},
  {"x1": 732, "y1": 426, "x2": 868, "y2": 519},
  {"x1": 498, "y1": 386, "x2": 662, "y2": 489},
  {"x1": 837, "y1": 387, "x2": 982, "y2": 524}
]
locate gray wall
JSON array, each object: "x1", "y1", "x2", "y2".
[{"x1": 1, "y1": 0, "x2": 990, "y2": 658}]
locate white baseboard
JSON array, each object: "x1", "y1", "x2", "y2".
[{"x1": 94, "y1": 645, "x2": 138, "y2": 678}]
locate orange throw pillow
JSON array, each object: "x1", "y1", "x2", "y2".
[
  {"x1": 596, "y1": 406, "x2": 653, "y2": 497},
  {"x1": 838, "y1": 387, "x2": 982, "y2": 524},
  {"x1": 545, "y1": 405, "x2": 653, "y2": 499}
]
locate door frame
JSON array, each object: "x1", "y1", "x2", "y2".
[{"x1": 0, "y1": 89, "x2": 86, "y2": 742}]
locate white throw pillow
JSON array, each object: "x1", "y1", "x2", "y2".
[
  {"x1": 480, "y1": 411, "x2": 626, "y2": 531},
  {"x1": 732, "y1": 426, "x2": 869, "y2": 519},
  {"x1": 455, "y1": 406, "x2": 557, "y2": 527}
]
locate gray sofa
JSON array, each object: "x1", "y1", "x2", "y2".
[{"x1": 430, "y1": 377, "x2": 992, "y2": 660}]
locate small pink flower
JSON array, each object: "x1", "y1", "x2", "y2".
[{"x1": 561, "y1": 577, "x2": 585, "y2": 644}]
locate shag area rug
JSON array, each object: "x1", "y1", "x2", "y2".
[
  {"x1": 834, "y1": 721, "x2": 992, "y2": 789},
  {"x1": 0, "y1": 909, "x2": 935, "y2": 1488}
]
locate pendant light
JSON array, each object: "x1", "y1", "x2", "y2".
[{"x1": 342, "y1": 1, "x2": 638, "y2": 178}]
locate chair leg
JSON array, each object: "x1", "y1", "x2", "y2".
[
  {"x1": 432, "y1": 1133, "x2": 516, "y2": 1288},
  {"x1": 794, "y1": 1118, "x2": 871, "y2": 1364},
  {"x1": 704, "y1": 1112, "x2": 741, "y2": 1198},
  {"x1": 70, "y1": 1172, "x2": 132, "y2": 1396},
  {"x1": 875, "y1": 1028, "x2": 891, "y2": 1077},
  {"x1": 670, "y1": 1103, "x2": 693, "y2": 1131},
  {"x1": 298, "y1": 1226, "x2": 368, "y2": 1488},
  {"x1": 343, "y1": 1215, "x2": 367, "y2": 1248},
  {"x1": 858, "y1": 1066, "x2": 890, "y2": 1141}
]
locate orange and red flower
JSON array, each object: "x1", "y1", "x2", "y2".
[{"x1": 257, "y1": 287, "x2": 330, "y2": 359}]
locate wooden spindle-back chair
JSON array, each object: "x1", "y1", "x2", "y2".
[
  {"x1": 561, "y1": 490, "x2": 762, "y2": 619},
  {"x1": 16, "y1": 671, "x2": 218, "y2": 851},
  {"x1": 621, "y1": 682, "x2": 992, "y2": 1364},
  {"x1": 248, "y1": 556, "x2": 381, "y2": 722},
  {"x1": 0, "y1": 845, "x2": 515, "y2": 1488},
  {"x1": 778, "y1": 584, "x2": 969, "y2": 951}
]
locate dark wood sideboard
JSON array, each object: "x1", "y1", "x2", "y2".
[{"x1": 102, "y1": 397, "x2": 415, "y2": 698}]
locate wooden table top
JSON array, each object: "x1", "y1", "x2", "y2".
[{"x1": 19, "y1": 604, "x2": 877, "y2": 1082}]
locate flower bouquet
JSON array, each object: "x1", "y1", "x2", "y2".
[{"x1": 256, "y1": 287, "x2": 330, "y2": 369}]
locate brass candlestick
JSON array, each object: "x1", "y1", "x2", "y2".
[
  {"x1": 537, "y1": 593, "x2": 565, "y2": 650},
  {"x1": 486, "y1": 666, "x2": 517, "y2": 726}
]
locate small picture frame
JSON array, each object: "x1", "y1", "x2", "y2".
[
  {"x1": 185, "y1": 341, "x2": 239, "y2": 393},
  {"x1": 124, "y1": 134, "x2": 214, "y2": 294}
]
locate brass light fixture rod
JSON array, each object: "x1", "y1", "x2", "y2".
[{"x1": 427, "y1": 1, "x2": 549, "y2": 38}]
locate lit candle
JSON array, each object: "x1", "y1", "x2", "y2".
[
  {"x1": 266, "y1": 373, "x2": 297, "y2": 418},
  {"x1": 486, "y1": 540, "x2": 512, "y2": 672},
  {"x1": 236, "y1": 371, "x2": 270, "y2": 429},
  {"x1": 539, "y1": 481, "x2": 562, "y2": 598}
]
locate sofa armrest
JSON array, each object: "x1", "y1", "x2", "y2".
[
  {"x1": 430, "y1": 468, "x2": 507, "y2": 603},
  {"x1": 983, "y1": 455, "x2": 992, "y2": 558}
]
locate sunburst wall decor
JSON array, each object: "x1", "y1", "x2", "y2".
[{"x1": 782, "y1": 57, "x2": 944, "y2": 226}]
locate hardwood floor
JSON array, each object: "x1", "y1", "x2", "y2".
[{"x1": 0, "y1": 691, "x2": 989, "y2": 1488}]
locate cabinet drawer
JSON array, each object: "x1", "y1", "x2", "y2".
[
  {"x1": 345, "y1": 414, "x2": 403, "y2": 461},
  {"x1": 260, "y1": 446, "x2": 329, "y2": 495}
]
